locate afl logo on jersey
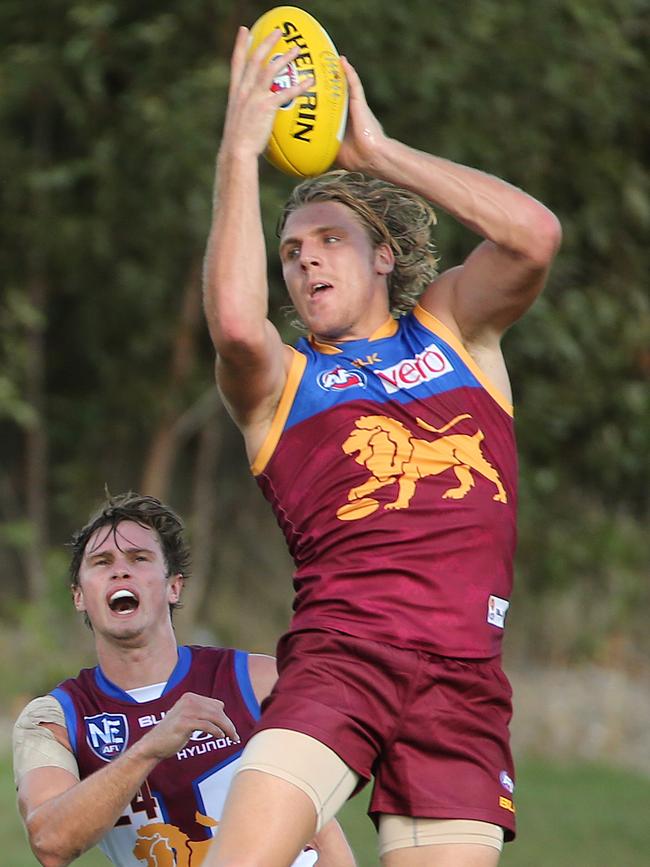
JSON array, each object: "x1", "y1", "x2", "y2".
[
  {"x1": 85, "y1": 712, "x2": 129, "y2": 762},
  {"x1": 318, "y1": 365, "x2": 367, "y2": 391}
]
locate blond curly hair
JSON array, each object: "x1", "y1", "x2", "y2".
[{"x1": 278, "y1": 170, "x2": 439, "y2": 315}]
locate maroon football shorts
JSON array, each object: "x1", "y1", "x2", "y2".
[{"x1": 255, "y1": 628, "x2": 516, "y2": 840}]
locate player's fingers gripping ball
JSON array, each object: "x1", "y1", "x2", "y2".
[{"x1": 248, "y1": 6, "x2": 348, "y2": 178}]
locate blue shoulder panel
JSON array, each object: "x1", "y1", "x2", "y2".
[
  {"x1": 234, "y1": 650, "x2": 261, "y2": 720},
  {"x1": 164, "y1": 645, "x2": 192, "y2": 694},
  {"x1": 50, "y1": 686, "x2": 79, "y2": 754}
]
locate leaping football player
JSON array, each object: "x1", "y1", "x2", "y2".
[{"x1": 202, "y1": 20, "x2": 561, "y2": 867}]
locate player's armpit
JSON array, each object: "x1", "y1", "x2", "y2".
[{"x1": 247, "y1": 652, "x2": 278, "y2": 704}]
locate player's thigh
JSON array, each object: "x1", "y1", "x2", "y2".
[
  {"x1": 204, "y1": 768, "x2": 317, "y2": 867},
  {"x1": 237, "y1": 728, "x2": 359, "y2": 829},
  {"x1": 379, "y1": 816, "x2": 503, "y2": 867}
]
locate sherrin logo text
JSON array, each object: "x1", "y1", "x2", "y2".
[
  {"x1": 376, "y1": 343, "x2": 452, "y2": 393},
  {"x1": 280, "y1": 20, "x2": 319, "y2": 142}
]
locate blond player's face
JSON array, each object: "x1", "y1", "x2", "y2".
[
  {"x1": 73, "y1": 521, "x2": 182, "y2": 643},
  {"x1": 279, "y1": 200, "x2": 393, "y2": 341}
]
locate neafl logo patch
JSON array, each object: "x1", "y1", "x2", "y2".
[
  {"x1": 376, "y1": 344, "x2": 452, "y2": 394},
  {"x1": 85, "y1": 713, "x2": 129, "y2": 762}
]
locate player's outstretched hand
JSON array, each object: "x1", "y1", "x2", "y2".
[
  {"x1": 138, "y1": 692, "x2": 240, "y2": 761},
  {"x1": 220, "y1": 26, "x2": 315, "y2": 163},
  {"x1": 336, "y1": 57, "x2": 388, "y2": 174}
]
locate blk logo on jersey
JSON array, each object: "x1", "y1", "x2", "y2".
[
  {"x1": 138, "y1": 712, "x2": 212, "y2": 741},
  {"x1": 376, "y1": 343, "x2": 452, "y2": 393},
  {"x1": 317, "y1": 365, "x2": 367, "y2": 391},
  {"x1": 85, "y1": 712, "x2": 129, "y2": 762}
]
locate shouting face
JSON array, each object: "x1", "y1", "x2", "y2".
[{"x1": 73, "y1": 520, "x2": 183, "y2": 645}]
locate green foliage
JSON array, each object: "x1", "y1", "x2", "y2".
[
  {"x1": 0, "y1": 0, "x2": 647, "y2": 664},
  {"x1": 0, "y1": 289, "x2": 42, "y2": 426}
]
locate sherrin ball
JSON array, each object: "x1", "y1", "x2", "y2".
[{"x1": 248, "y1": 6, "x2": 348, "y2": 178}]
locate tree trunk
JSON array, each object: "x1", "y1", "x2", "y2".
[
  {"x1": 24, "y1": 90, "x2": 52, "y2": 602},
  {"x1": 182, "y1": 405, "x2": 223, "y2": 636},
  {"x1": 140, "y1": 258, "x2": 202, "y2": 499},
  {"x1": 24, "y1": 273, "x2": 48, "y2": 600}
]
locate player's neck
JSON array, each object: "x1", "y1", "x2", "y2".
[
  {"x1": 311, "y1": 311, "x2": 394, "y2": 346},
  {"x1": 95, "y1": 631, "x2": 180, "y2": 691}
]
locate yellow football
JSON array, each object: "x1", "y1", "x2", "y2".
[{"x1": 248, "y1": 6, "x2": 348, "y2": 178}]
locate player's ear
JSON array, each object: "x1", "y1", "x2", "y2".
[
  {"x1": 72, "y1": 584, "x2": 86, "y2": 612},
  {"x1": 375, "y1": 242, "x2": 395, "y2": 276},
  {"x1": 168, "y1": 573, "x2": 184, "y2": 604}
]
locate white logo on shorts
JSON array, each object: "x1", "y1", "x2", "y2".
[
  {"x1": 499, "y1": 770, "x2": 514, "y2": 793},
  {"x1": 487, "y1": 595, "x2": 510, "y2": 629}
]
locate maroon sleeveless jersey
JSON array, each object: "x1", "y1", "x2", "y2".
[
  {"x1": 51, "y1": 646, "x2": 260, "y2": 865},
  {"x1": 253, "y1": 308, "x2": 518, "y2": 658}
]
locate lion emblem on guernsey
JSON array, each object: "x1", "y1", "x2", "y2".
[
  {"x1": 132, "y1": 812, "x2": 218, "y2": 866},
  {"x1": 336, "y1": 413, "x2": 507, "y2": 521}
]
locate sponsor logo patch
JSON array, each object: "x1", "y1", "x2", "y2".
[
  {"x1": 499, "y1": 770, "x2": 515, "y2": 793},
  {"x1": 270, "y1": 55, "x2": 299, "y2": 109},
  {"x1": 176, "y1": 736, "x2": 238, "y2": 761},
  {"x1": 487, "y1": 594, "x2": 510, "y2": 629},
  {"x1": 85, "y1": 713, "x2": 128, "y2": 762},
  {"x1": 317, "y1": 365, "x2": 367, "y2": 391},
  {"x1": 376, "y1": 343, "x2": 452, "y2": 394}
]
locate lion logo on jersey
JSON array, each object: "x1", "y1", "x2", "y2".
[
  {"x1": 132, "y1": 812, "x2": 217, "y2": 866},
  {"x1": 336, "y1": 413, "x2": 507, "y2": 521}
]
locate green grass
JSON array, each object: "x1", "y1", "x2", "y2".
[
  {"x1": 337, "y1": 760, "x2": 650, "y2": 867},
  {"x1": 3, "y1": 755, "x2": 649, "y2": 866}
]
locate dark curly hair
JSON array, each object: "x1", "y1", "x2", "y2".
[
  {"x1": 69, "y1": 492, "x2": 190, "y2": 620},
  {"x1": 278, "y1": 170, "x2": 439, "y2": 316}
]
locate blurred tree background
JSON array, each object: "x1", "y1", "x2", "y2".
[{"x1": 0, "y1": 0, "x2": 648, "y2": 720}]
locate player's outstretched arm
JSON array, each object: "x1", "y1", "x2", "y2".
[
  {"x1": 336, "y1": 57, "x2": 562, "y2": 345},
  {"x1": 15, "y1": 693, "x2": 237, "y2": 867},
  {"x1": 203, "y1": 27, "x2": 314, "y2": 444}
]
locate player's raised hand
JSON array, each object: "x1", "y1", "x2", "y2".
[
  {"x1": 220, "y1": 26, "x2": 315, "y2": 162},
  {"x1": 138, "y1": 692, "x2": 240, "y2": 761},
  {"x1": 336, "y1": 56, "x2": 388, "y2": 173}
]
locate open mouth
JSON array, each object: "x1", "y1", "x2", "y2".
[
  {"x1": 310, "y1": 281, "x2": 332, "y2": 296},
  {"x1": 108, "y1": 589, "x2": 139, "y2": 615}
]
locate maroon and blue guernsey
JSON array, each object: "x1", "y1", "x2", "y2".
[
  {"x1": 253, "y1": 306, "x2": 518, "y2": 659},
  {"x1": 50, "y1": 646, "x2": 321, "y2": 867}
]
